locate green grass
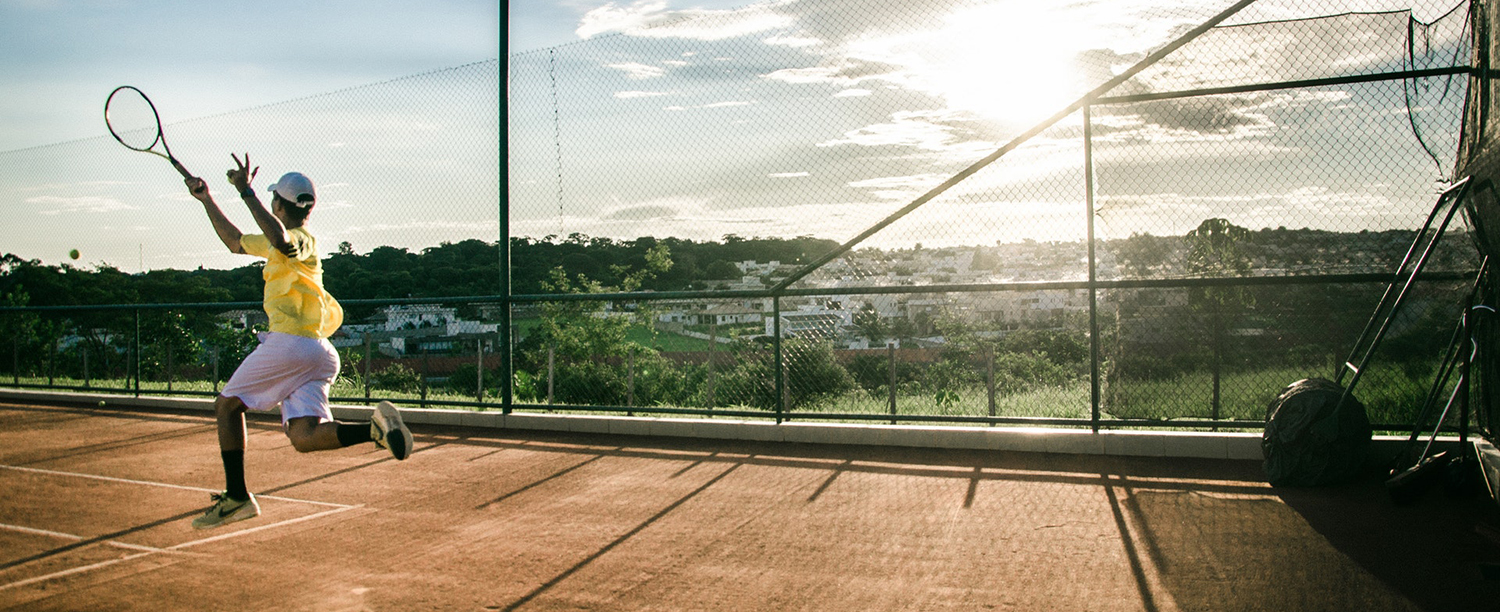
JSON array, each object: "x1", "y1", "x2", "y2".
[
  {"x1": 810, "y1": 382, "x2": 1092, "y2": 421},
  {"x1": 626, "y1": 326, "x2": 713, "y2": 352},
  {"x1": 513, "y1": 317, "x2": 716, "y2": 352},
  {"x1": 7, "y1": 361, "x2": 1439, "y2": 429},
  {"x1": 1105, "y1": 364, "x2": 1431, "y2": 425}
]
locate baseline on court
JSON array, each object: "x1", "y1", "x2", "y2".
[{"x1": 0, "y1": 463, "x2": 359, "y2": 593}]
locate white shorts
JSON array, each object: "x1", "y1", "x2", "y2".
[{"x1": 221, "y1": 332, "x2": 340, "y2": 425}]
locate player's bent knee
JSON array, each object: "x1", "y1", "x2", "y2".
[
  {"x1": 284, "y1": 418, "x2": 320, "y2": 453},
  {"x1": 214, "y1": 395, "x2": 247, "y2": 419}
]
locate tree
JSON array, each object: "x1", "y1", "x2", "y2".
[
  {"x1": 1114, "y1": 232, "x2": 1176, "y2": 277},
  {"x1": 853, "y1": 302, "x2": 888, "y2": 345},
  {"x1": 1184, "y1": 218, "x2": 1254, "y2": 420},
  {"x1": 704, "y1": 259, "x2": 741, "y2": 280}
]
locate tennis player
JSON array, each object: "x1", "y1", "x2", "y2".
[{"x1": 185, "y1": 153, "x2": 414, "y2": 529}]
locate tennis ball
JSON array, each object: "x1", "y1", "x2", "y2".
[
  {"x1": 98, "y1": 400, "x2": 106, "y2": 407},
  {"x1": 69, "y1": 249, "x2": 80, "y2": 260}
]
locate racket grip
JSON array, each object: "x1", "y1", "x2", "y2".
[{"x1": 170, "y1": 157, "x2": 193, "y2": 179}]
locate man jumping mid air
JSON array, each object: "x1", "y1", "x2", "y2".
[{"x1": 186, "y1": 153, "x2": 413, "y2": 529}]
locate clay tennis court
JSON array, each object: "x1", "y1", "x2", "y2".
[{"x1": 2, "y1": 398, "x2": 1497, "y2": 611}]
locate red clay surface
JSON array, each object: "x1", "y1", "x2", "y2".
[{"x1": 2, "y1": 399, "x2": 1499, "y2": 611}]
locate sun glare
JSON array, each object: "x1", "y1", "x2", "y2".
[
  {"x1": 927, "y1": 3, "x2": 1086, "y2": 126},
  {"x1": 852, "y1": 2, "x2": 1091, "y2": 129}
]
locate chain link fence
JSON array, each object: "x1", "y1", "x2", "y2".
[{"x1": 0, "y1": 0, "x2": 1488, "y2": 431}]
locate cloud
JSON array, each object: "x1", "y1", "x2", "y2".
[
  {"x1": 577, "y1": 0, "x2": 794, "y2": 41},
  {"x1": 764, "y1": 34, "x2": 821, "y2": 48},
  {"x1": 762, "y1": 59, "x2": 903, "y2": 86},
  {"x1": 833, "y1": 89, "x2": 871, "y2": 98},
  {"x1": 603, "y1": 204, "x2": 678, "y2": 220},
  {"x1": 337, "y1": 220, "x2": 498, "y2": 235},
  {"x1": 605, "y1": 62, "x2": 666, "y2": 80},
  {"x1": 661, "y1": 100, "x2": 756, "y2": 111},
  {"x1": 1094, "y1": 90, "x2": 1349, "y2": 144},
  {"x1": 846, "y1": 173, "x2": 948, "y2": 201},
  {"x1": 818, "y1": 109, "x2": 994, "y2": 155},
  {"x1": 1094, "y1": 186, "x2": 1398, "y2": 237},
  {"x1": 28, "y1": 195, "x2": 137, "y2": 215},
  {"x1": 615, "y1": 90, "x2": 672, "y2": 99}
]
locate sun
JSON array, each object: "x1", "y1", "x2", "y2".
[
  {"x1": 852, "y1": 2, "x2": 1091, "y2": 130},
  {"x1": 928, "y1": 3, "x2": 1087, "y2": 126}
]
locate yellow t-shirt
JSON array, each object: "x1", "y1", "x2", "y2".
[{"x1": 240, "y1": 228, "x2": 343, "y2": 339}]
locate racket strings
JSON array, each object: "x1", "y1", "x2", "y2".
[{"x1": 105, "y1": 89, "x2": 163, "y2": 151}]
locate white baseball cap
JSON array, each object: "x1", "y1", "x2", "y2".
[{"x1": 267, "y1": 172, "x2": 316, "y2": 207}]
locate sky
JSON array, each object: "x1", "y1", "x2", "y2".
[{"x1": 0, "y1": 0, "x2": 1478, "y2": 274}]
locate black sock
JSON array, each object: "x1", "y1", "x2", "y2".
[
  {"x1": 335, "y1": 421, "x2": 374, "y2": 447},
  {"x1": 221, "y1": 450, "x2": 248, "y2": 500}
]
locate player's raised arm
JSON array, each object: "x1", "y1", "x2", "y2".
[
  {"x1": 186, "y1": 174, "x2": 245, "y2": 254},
  {"x1": 227, "y1": 153, "x2": 295, "y2": 258}
]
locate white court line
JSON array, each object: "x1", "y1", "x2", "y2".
[
  {"x1": 0, "y1": 506, "x2": 363, "y2": 593},
  {"x1": 0, "y1": 552, "x2": 156, "y2": 593},
  {"x1": 0, "y1": 523, "x2": 182, "y2": 555},
  {"x1": 167, "y1": 504, "x2": 362, "y2": 551},
  {"x1": 0, "y1": 464, "x2": 355, "y2": 509},
  {"x1": 0, "y1": 463, "x2": 368, "y2": 593}
]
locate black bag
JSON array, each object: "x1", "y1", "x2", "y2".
[{"x1": 1262, "y1": 377, "x2": 1373, "y2": 486}]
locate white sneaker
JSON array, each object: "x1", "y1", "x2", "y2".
[
  {"x1": 371, "y1": 401, "x2": 414, "y2": 460},
  {"x1": 191, "y1": 492, "x2": 260, "y2": 530}
]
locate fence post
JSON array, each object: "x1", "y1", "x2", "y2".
[
  {"x1": 420, "y1": 346, "x2": 429, "y2": 408},
  {"x1": 987, "y1": 349, "x2": 996, "y2": 422},
  {"x1": 477, "y1": 335, "x2": 486, "y2": 404},
  {"x1": 83, "y1": 347, "x2": 90, "y2": 389},
  {"x1": 627, "y1": 349, "x2": 636, "y2": 415},
  {"x1": 773, "y1": 296, "x2": 784, "y2": 423},
  {"x1": 1084, "y1": 103, "x2": 1102, "y2": 434},
  {"x1": 363, "y1": 335, "x2": 373, "y2": 403},
  {"x1": 47, "y1": 337, "x2": 55, "y2": 386},
  {"x1": 781, "y1": 359, "x2": 791, "y2": 417},
  {"x1": 134, "y1": 309, "x2": 141, "y2": 398},
  {"x1": 706, "y1": 323, "x2": 717, "y2": 410},
  {"x1": 888, "y1": 342, "x2": 897, "y2": 424}
]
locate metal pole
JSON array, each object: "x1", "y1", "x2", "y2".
[
  {"x1": 1085, "y1": 103, "x2": 1101, "y2": 434},
  {"x1": 987, "y1": 349, "x2": 996, "y2": 422},
  {"x1": 477, "y1": 335, "x2": 486, "y2": 404},
  {"x1": 627, "y1": 350, "x2": 635, "y2": 414},
  {"x1": 547, "y1": 343, "x2": 555, "y2": 405},
  {"x1": 707, "y1": 323, "x2": 717, "y2": 410},
  {"x1": 498, "y1": 0, "x2": 515, "y2": 415},
  {"x1": 364, "y1": 334, "x2": 373, "y2": 403},
  {"x1": 888, "y1": 342, "x2": 897, "y2": 425},
  {"x1": 134, "y1": 309, "x2": 141, "y2": 397},
  {"x1": 420, "y1": 346, "x2": 429, "y2": 408},
  {"x1": 773, "y1": 296, "x2": 784, "y2": 423}
]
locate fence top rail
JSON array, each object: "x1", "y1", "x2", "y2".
[{"x1": 0, "y1": 271, "x2": 1478, "y2": 314}]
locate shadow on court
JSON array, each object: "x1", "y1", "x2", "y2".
[{"x1": 2, "y1": 400, "x2": 1498, "y2": 611}]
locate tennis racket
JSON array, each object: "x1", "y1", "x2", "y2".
[{"x1": 104, "y1": 86, "x2": 192, "y2": 179}]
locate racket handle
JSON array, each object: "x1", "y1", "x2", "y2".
[{"x1": 169, "y1": 157, "x2": 193, "y2": 179}]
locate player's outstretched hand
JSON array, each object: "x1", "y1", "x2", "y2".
[
  {"x1": 185, "y1": 176, "x2": 212, "y2": 204},
  {"x1": 227, "y1": 153, "x2": 259, "y2": 194}
]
